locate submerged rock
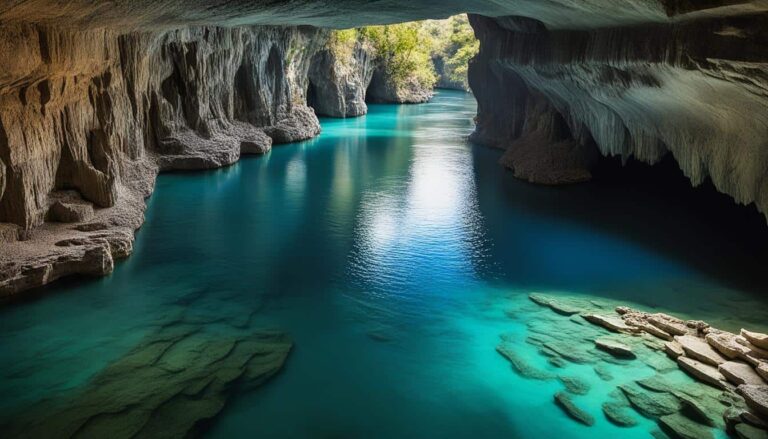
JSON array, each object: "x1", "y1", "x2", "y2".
[
  {"x1": 602, "y1": 401, "x2": 638, "y2": 427},
  {"x1": 620, "y1": 383, "x2": 681, "y2": 418},
  {"x1": 529, "y1": 293, "x2": 583, "y2": 315},
  {"x1": 658, "y1": 413, "x2": 715, "y2": 439},
  {"x1": 735, "y1": 422, "x2": 768, "y2": 439},
  {"x1": 496, "y1": 343, "x2": 554, "y2": 380},
  {"x1": 1, "y1": 323, "x2": 292, "y2": 438},
  {"x1": 554, "y1": 392, "x2": 595, "y2": 426},
  {"x1": 559, "y1": 375, "x2": 591, "y2": 395}
]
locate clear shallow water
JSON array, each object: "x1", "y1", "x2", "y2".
[{"x1": 2, "y1": 90, "x2": 768, "y2": 438}]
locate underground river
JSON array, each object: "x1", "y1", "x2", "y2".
[{"x1": 1, "y1": 90, "x2": 768, "y2": 437}]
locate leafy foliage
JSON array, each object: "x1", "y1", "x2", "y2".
[{"x1": 327, "y1": 14, "x2": 478, "y2": 92}]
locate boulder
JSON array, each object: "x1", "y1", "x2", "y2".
[
  {"x1": 554, "y1": 392, "x2": 595, "y2": 426},
  {"x1": 737, "y1": 338, "x2": 768, "y2": 360},
  {"x1": 738, "y1": 385, "x2": 768, "y2": 418},
  {"x1": 677, "y1": 357, "x2": 728, "y2": 389},
  {"x1": 743, "y1": 331, "x2": 768, "y2": 350},
  {"x1": 658, "y1": 413, "x2": 715, "y2": 439},
  {"x1": 720, "y1": 362, "x2": 767, "y2": 386},
  {"x1": 676, "y1": 335, "x2": 727, "y2": 366},
  {"x1": 595, "y1": 338, "x2": 635, "y2": 358}
]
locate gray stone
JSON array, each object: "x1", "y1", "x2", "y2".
[
  {"x1": 743, "y1": 331, "x2": 768, "y2": 350},
  {"x1": 676, "y1": 335, "x2": 727, "y2": 366},
  {"x1": 677, "y1": 357, "x2": 728, "y2": 389},
  {"x1": 665, "y1": 341, "x2": 686, "y2": 359},
  {"x1": 721, "y1": 362, "x2": 767, "y2": 386},
  {"x1": 649, "y1": 314, "x2": 690, "y2": 336},
  {"x1": 49, "y1": 200, "x2": 94, "y2": 223},
  {"x1": 738, "y1": 385, "x2": 768, "y2": 418},
  {"x1": 619, "y1": 383, "x2": 681, "y2": 418},
  {"x1": 595, "y1": 338, "x2": 635, "y2": 358},
  {"x1": 582, "y1": 313, "x2": 636, "y2": 333}
]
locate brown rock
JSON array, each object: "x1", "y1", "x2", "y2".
[
  {"x1": 49, "y1": 201, "x2": 94, "y2": 223},
  {"x1": 759, "y1": 363, "x2": 768, "y2": 382},
  {"x1": 707, "y1": 331, "x2": 752, "y2": 360}
]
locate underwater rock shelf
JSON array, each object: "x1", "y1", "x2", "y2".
[
  {"x1": 498, "y1": 293, "x2": 768, "y2": 438},
  {"x1": 0, "y1": 309, "x2": 292, "y2": 438}
]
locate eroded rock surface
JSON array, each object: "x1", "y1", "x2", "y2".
[
  {"x1": 0, "y1": 24, "x2": 328, "y2": 296},
  {"x1": 1, "y1": 319, "x2": 292, "y2": 438}
]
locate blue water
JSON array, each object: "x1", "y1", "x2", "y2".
[{"x1": 2, "y1": 90, "x2": 768, "y2": 438}]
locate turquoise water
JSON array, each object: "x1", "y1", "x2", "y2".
[{"x1": 2, "y1": 90, "x2": 768, "y2": 437}]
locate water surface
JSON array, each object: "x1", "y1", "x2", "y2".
[{"x1": 2, "y1": 90, "x2": 768, "y2": 438}]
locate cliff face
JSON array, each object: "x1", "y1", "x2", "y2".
[
  {"x1": 467, "y1": 14, "x2": 768, "y2": 214},
  {"x1": 0, "y1": 24, "x2": 327, "y2": 296},
  {"x1": 308, "y1": 42, "x2": 376, "y2": 118}
]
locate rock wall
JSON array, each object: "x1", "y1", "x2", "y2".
[
  {"x1": 467, "y1": 14, "x2": 768, "y2": 215},
  {"x1": 308, "y1": 42, "x2": 376, "y2": 117},
  {"x1": 367, "y1": 68, "x2": 434, "y2": 104},
  {"x1": 0, "y1": 24, "x2": 328, "y2": 296}
]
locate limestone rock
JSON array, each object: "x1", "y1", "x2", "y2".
[
  {"x1": 738, "y1": 385, "x2": 768, "y2": 418},
  {"x1": 678, "y1": 357, "x2": 728, "y2": 389},
  {"x1": 49, "y1": 201, "x2": 94, "y2": 223},
  {"x1": 367, "y1": 68, "x2": 433, "y2": 104},
  {"x1": 707, "y1": 331, "x2": 753, "y2": 360},
  {"x1": 529, "y1": 293, "x2": 583, "y2": 315},
  {"x1": 759, "y1": 363, "x2": 768, "y2": 382},
  {"x1": 721, "y1": 362, "x2": 767, "y2": 386},
  {"x1": 664, "y1": 341, "x2": 686, "y2": 359},
  {"x1": 619, "y1": 383, "x2": 681, "y2": 418},
  {"x1": 496, "y1": 343, "x2": 554, "y2": 381},
  {"x1": 676, "y1": 335, "x2": 727, "y2": 366},
  {"x1": 743, "y1": 331, "x2": 768, "y2": 350},
  {"x1": 736, "y1": 423, "x2": 768, "y2": 439},
  {"x1": 658, "y1": 413, "x2": 715, "y2": 439},
  {"x1": 554, "y1": 392, "x2": 595, "y2": 426},
  {"x1": 583, "y1": 313, "x2": 635, "y2": 334},
  {"x1": 595, "y1": 338, "x2": 635, "y2": 359},
  {"x1": 308, "y1": 42, "x2": 375, "y2": 118},
  {"x1": 602, "y1": 401, "x2": 638, "y2": 427},
  {"x1": 559, "y1": 375, "x2": 590, "y2": 395}
]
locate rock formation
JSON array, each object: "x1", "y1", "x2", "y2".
[
  {"x1": 466, "y1": 12, "x2": 768, "y2": 214},
  {"x1": 2, "y1": 0, "x2": 768, "y2": 295},
  {"x1": 308, "y1": 42, "x2": 376, "y2": 118},
  {"x1": 0, "y1": 24, "x2": 327, "y2": 296}
]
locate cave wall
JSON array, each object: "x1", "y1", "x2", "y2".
[
  {"x1": 467, "y1": 14, "x2": 768, "y2": 214},
  {"x1": 308, "y1": 42, "x2": 376, "y2": 118},
  {"x1": 0, "y1": 24, "x2": 328, "y2": 296}
]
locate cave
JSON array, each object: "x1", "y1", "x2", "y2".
[{"x1": 1, "y1": 2, "x2": 768, "y2": 438}]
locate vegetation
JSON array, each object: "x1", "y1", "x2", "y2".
[{"x1": 327, "y1": 14, "x2": 478, "y2": 93}]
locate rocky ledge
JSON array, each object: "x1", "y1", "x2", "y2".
[{"x1": 500, "y1": 292, "x2": 768, "y2": 438}]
